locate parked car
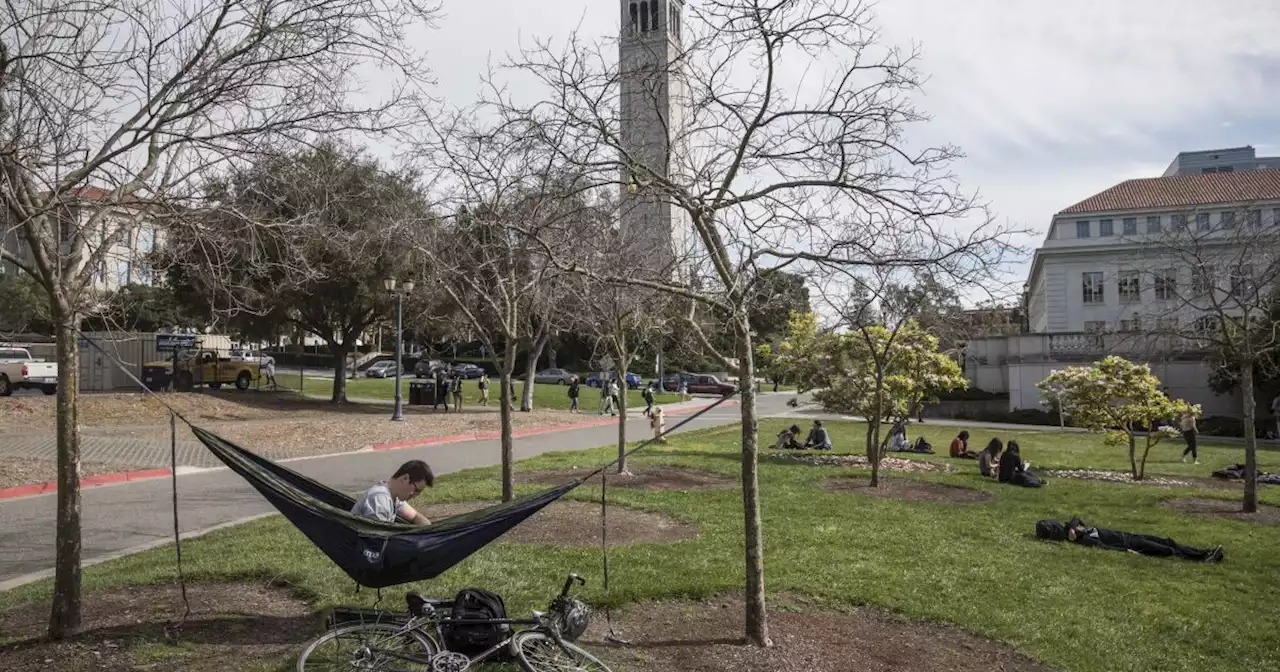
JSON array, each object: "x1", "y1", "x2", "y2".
[
  {"x1": 586, "y1": 371, "x2": 643, "y2": 389},
  {"x1": 414, "y1": 359, "x2": 447, "y2": 378},
  {"x1": 0, "y1": 346, "x2": 58, "y2": 396},
  {"x1": 451, "y1": 363, "x2": 486, "y2": 379},
  {"x1": 364, "y1": 360, "x2": 399, "y2": 378},
  {"x1": 228, "y1": 349, "x2": 265, "y2": 363},
  {"x1": 528, "y1": 368, "x2": 575, "y2": 385},
  {"x1": 660, "y1": 372, "x2": 697, "y2": 392},
  {"x1": 686, "y1": 374, "x2": 736, "y2": 396}
]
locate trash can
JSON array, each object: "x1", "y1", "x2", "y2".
[{"x1": 409, "y1": 380, "x2": 433, "y2": 406}]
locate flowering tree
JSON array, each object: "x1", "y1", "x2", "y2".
[
  {"x1": 811, "y1": 320, "x2": 966, "y2": 485},
  {"x1": 766, "y1": 311, "x2": 831, "y2": 394},
  {"x1": 1038, "y1": 357, "x2": 1199, "y2": 481}
]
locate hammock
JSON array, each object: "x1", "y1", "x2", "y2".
[{"x1": 193, "y1": 426, "x2": 587, "y2": 588}]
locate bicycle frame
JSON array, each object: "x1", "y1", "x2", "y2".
[{"x1": 354, "y1": 613, "x2": 566, "y2": 670}]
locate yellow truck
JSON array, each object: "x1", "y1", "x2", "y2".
[{"x1": 142, "y1": 349, "x2": 261, "y2": 392}]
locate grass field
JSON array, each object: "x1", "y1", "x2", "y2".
[
  {"x1": 3, "y1": 420, "x2": 1278, "y2": 671},
  {"x1": 278, "y1": 375, "x2": 681, "y2": 411}
]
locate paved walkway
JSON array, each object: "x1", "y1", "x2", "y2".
[{"x1": 0, "y1": 395, "x2": 778, "y2": 587}]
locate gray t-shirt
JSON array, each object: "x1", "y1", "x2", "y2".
[{"x1": 351, "y1": 481, "x2": 404, "y2": 522}]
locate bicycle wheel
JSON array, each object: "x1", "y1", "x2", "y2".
[
  {"x1": 297, "y1": 622, "x2": 437, "y2": 671},
  {"x1": 511, "y1": 631, "x2": 613, "y2": 672}
]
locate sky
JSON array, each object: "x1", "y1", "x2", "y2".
[{"x1": 409, "y1": 0, "x2": 1280, "y2": 289}]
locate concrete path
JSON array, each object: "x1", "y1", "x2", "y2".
[{"x1": 0, "y1": 395, "x2": 783, "y2": 588}]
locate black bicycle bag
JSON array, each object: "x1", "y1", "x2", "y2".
[{"x1": 443, "y1": 588, "x2": 511, "y2": 655}]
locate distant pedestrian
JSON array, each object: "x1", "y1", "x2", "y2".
[
  {"x1": 1270, "y1": 393, "x2": 1280, "y2": 438},
  {"x1": 263, "y1": 355, "x2": 277, "y2": 390},
  {"x1": 608, "y1": 378, "x2": 621, "y2": 416},
  {"x1": 451, "y1": 375, "x2": 464, "y2": 412},
  {"x1": 568, "y1": 377, "x2": 581, "y2": 413},
  {"x1": 598, "y1": 378, "x2": 611, "y2": 415},
  {"x1": 642, "y1": 383, "x2": 655, "y2": 417},
  {"x1": 478, "y1": 377, "x2": 489, "y2": 406},
  {"x1": 677, "y1": 378, "x2": 690, "y2": 402},
  {"x1": 1180, "y1": 412, "x2": 1199, "y2": 465},
  {"x1": 434, "y1": 370, "x2": 449, "y2": 413}
]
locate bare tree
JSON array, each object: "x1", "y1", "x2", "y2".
[
  {"x1": 487, "y1": 0, "x2": 1016, "y2": 645},
  {"x1": 1138, "y1": 203, "x2": 1280, "y2": 513},
  {"x1": 412, "y1": 111, "x2": 585, "y2": 501},
  {"x1": 0, "y1": 0, "x2": 434, "y2": 637}
]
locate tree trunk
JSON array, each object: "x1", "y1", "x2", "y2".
[
  {"x1": 546, "y1": 341, "x2": 558, "y2": 369},
  {"x1": 1138, "y1": 435, "x2": 1155, "y2": 481},
  {"x1": 866, "y1": 423, "x2": 879, "y2": 487},
  {"x1": 737, "y1": 327, "x2": 770, "y2": 647},
  {"x1": 616, "y1": 340, "x2": 630, "y2": 475},
  {"x1": 330, "y1": 344, "x2": 349, "y2": 403},
  {"x1": 499, "y1": 356, "x2": 516, "y2": 501},
  {"x1": 521, "y1": 330, "x2": 551, "y2": 412},
  {"x1": 1128, "y1": 433, "x2": 1138, "y2": 480},
  {"x1": 1242, "y1": 361, "x2": 1259, "y2": 513},
  {"x1": 868, "y1": 374, "x2": 884, "y2": 487},
  {"x1": 49, "y1": 307, "x2": 83, "y2": 638}
]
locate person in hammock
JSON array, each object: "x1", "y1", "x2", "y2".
[{"x1": 352, "y1": 460, "x2": 436, "y2": 525}]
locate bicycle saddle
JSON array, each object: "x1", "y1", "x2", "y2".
[{"x1": 405, "y1": 592, "x2": 452, "y2": 616}]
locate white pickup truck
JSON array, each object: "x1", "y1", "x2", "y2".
[{"x1": 0, "y1": 346, "x2": 58, "y2": 396}]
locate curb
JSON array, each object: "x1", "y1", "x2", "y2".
[{"x1": 0, "y1": 400, "x2": 740, "y2": 501}]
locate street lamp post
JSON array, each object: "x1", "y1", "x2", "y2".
[{"x1": 384, "y1": 277, "x2": 415, "y2": 421}]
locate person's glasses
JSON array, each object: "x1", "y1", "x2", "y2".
[{"x1": 410, "y1": 481, "x2": 426, "y2": 496}]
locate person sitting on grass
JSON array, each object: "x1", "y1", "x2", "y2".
[
  {"x1": 949, "y1": 430, "x2": 978, "y2": 459},
  {"x1": 887, "y1": 419, "x2": 909, "y2": 452},
  {"x1": 773, "y1": 424, "x2": 804, "y2": 450},
  {"x1": 997, "y1": 440, "x2": 1044, "y2": 488},
  {"x1": 978, "y1": 437, "x2": 1003, "y2": 478},
  {"x1": 352, "y1": 460, "x2": 435, "y2": 525},
  {"x1": 1037, "y1": 517, "x2": 1224, "y2": 563},
  {"x1": 803, "y1": 420, "x2": 833, "y2": 451}
]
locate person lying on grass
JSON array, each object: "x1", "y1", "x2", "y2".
[
  {"x1": 352, "y1": 459, "x2": 435, "y2": 525},
  {"x1": 803, "y1": 420, "x2": 833, "y2": 450},
  {"x1": 1038, "y1": 517, "x2": 1224, "y2": 563},
  {"x1": 997, "y1": 440, "x2": 1044, "y2": 488},
  {"x1": 978, "y1": 437, "x2": 1003, "y2": 478},
  {"x1": 949, "y1": 430, "x2": 978, "y2": 459}
]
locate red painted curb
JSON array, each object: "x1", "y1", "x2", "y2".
[
  {"x1": 0, "y1": 467, "x2": 174, "y2": 501},
  {"x1": 370, "y1": 400, "x2": 738, "y2": 452}
]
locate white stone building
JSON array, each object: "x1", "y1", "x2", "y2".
[
  {"x1": 967, "y1": 149, "x2": 1280, "y2": 418},
  {"x1": 617, "y1": 0, "x2": 693, "y2": 278}
]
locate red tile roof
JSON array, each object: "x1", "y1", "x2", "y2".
[{"x1": 1058, "y1": 169, "x2": 1280, "y2": 215}]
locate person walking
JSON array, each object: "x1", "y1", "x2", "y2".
[
  {"x1": 451, "y1": 374, "x2": 464, "y2": 412},
  {"x1": 642, "y1": 383, "x2": 655, "y2": 417},
  {"x1": 608, "y1": 378, "x2": 621, "y2": 417},
  {"x1": 1180, "y1": 412, "x2": 1199, "y2": 465},
  {"x1": 262, "y1": 354, "x2": 277, "y2": 390},
  {"x1": 477, "y1": 376, "x2": 489, "y2": 406},
  {"x1": 568, "y1": 377, "x2": 581, "y2": 413},
  {"x1": 677, "y1": 378, "x2": 690, "y2": 402}
]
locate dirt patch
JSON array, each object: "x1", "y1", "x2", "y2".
[
  {"x1": 0, "y1": 456, "x2": 153, "y2": 490},
  {"x1": 0, "y1": 581, "x2": 318, "y2": 672},
  {"x1": 583, "y1": 594, "x2": 1053, "y2": 672},
  {"x1": 427, "y1": 500, "x2": 698, "y2": 547},
  {"x1": 768, "y1": 452, "x2": 944, "y2": 473},
  {"x1": 822, "y1": 477, "x2": 993, "y2": 503},
  {"x1": 523, "y1": 465, "x2": 737, "y2": 492},
  {"x1": 1161, "y1": 497, "x2": 1280, "y2": 523}
]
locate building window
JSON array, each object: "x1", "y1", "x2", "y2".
[
  {"x1": 1122, "y1": 217, "x2": 1137, "y2": 235},
  {"x1": 1192, "y1": 265, "x2": 1215, "y2": 294},
  {"x1": 1082, "y1": 271, "x2": 1104, "y2": 304},
  {"x1": 1273, "y1": 208, "x2": 1280, "y2": 227},
  {"x1": 1099, "y1": 219, "x2": 1114, "y2": 237},
  {"x1": 1231, "y1": 265, "x2": 1254, "y2": 299},
  {"x1": 1193, "y1": 316, "x2": 1220, "y2": 334},
  {"x1": 1119, "y1": 317, "x2": 1141, "y2": 332},
  {"x1": 629, "y1": 2, "x2": 638, "y2": 33},
  {"x1": 1154, "y1": 269, "x2": 1176, "y2": 300},
  {"x1": 1084, "y1": 321, "x2": 1107, "y2": 333},
  {"x1": 138, "y1": 226, "x2": 155, "y2": 253},
  {"x1": 1118, "y1": 271, "x2": 1140, "y2": 303},
  {"x1": 1196, "y1": 213, "x2": 1210, "y2": 231},
  {"x1": 1171, "y1": 214, "x2": 1186, "y2": 230},
  {"x1": 650, "y1": 0, "x2": 659, "y2": 31},
  {"x1": 1248, "y1": 210, "x2": 1261, "y2": 228},
  {"x1": 1221, "y1": 211, "x2": 1236, "y2": 229},
  {"x1": 1154, "y1": 317, "x2": 1178, "y2": 331},
  {"x1": 1076, "y1": 220, "x2": 1090, "y2": 238},
  {"x1": 639, "y1": 0, "x2": 649, "y2": 31},
  {"x1": 1146, "y1": 215, "x2": 1161, "y2": 233},
  {"x1": 115, "y1": 259, "x2": 130, "y2": 286}
]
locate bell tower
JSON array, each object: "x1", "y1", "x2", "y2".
[{"x1": 618, "y1": 0, "x2": 691, "y2": 280}]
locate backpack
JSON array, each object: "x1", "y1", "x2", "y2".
[
  {"x1": 443, "y1": 588, "x2": 510, "y2": 655},
  {"x1": 1035, "y1": 520, "x2": 1067, "y2": 541}
]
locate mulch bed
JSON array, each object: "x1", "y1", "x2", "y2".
[
  {"x1": 522, "y1": 465, "x2": 737, "y2": 492},
  {"x1": 821, "y1": 477, "x2": 993, "y2": 503},
  {"x1": 1161, "y1": 497, "x2": 1280, "y2": 523},
  {"x1": 766, "y1": 452, "x2": 944, "y2": 473},
  {"x1": 583, "y1": 594, "x2": 1053, "y2": 672},
  {"x1": 1046, "y1": 469, "x2": 1197, "y2": 488},
  {"x1": 426, "y1": 500, "x2": 698, "y2": 547},
  {"x1": 0, "y1": 581, "x2": 317, "y2": 672}
]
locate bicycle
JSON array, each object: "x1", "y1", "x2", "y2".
[{"x1": 297, "y1": 572, "x2": 614, "y2": 672}]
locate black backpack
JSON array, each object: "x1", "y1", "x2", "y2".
[
  {"x1": 1035, "y1": 520, "x2": 1067, "y2": 541},
  {"x1": 444, "y1": 588, "x2": 510, "y2": 655}
]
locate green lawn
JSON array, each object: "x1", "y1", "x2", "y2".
[
  {"x1": 3, "y1": 420, "x2": 1278, "y2": 671},
  {"x1": 278, "y1": 375, "x2": 680, "y2": 411}
]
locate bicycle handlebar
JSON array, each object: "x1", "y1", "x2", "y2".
[{"x1": 560, "y1": 573, "x2": 585, "y2": 597}]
